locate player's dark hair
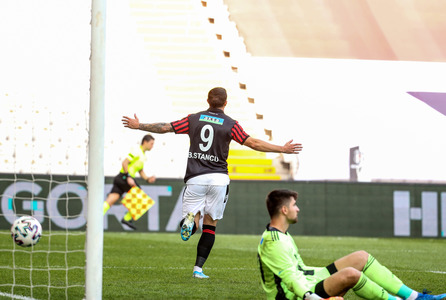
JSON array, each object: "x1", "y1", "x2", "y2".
[
  {"x1": 207, "y1": 87, "x2": 227, "y2": 108},
  {"x1": 141, "y1": 134, "x2": 154, "y2": 145},
  {"x1": 266, "y1": 189, "x2": 298, "y2": 218}
]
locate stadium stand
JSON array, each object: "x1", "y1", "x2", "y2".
[
  {"x1": 223, "y1": 0, "x2": 446, "y2": 61},
  {"x1": 0, "y1": 0, "x2": 293, "y2": 180},
  {"x1": 1, "y1": 94, "x2": 88, "y2": 175},
  {"x1": 126, "y1": 0, "x2": 291, "y2": 180}
]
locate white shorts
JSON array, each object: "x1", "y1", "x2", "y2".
[{"x1": 182, "y1": 184, "x2": 229, "y2": 221}]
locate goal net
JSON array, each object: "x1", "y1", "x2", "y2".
[{"x1": 0, "y1": 1, "x2": 93, "y2": 299}]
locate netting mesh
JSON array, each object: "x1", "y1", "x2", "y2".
[
  {"x1": 0, "y1": 1, "x2": 91, "y2": 298},
  {"x1": 0, "y1": 98, "x2": 89, "y2": 299}
]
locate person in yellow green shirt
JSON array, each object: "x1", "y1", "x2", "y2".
[
  {"x1": 257, "y1": 189, "x2": 446, "y2": 300},
  {"x1": 103, "y1": 134, "x2": 156, "y2": 230}
]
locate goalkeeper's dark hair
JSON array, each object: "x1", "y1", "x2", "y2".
[
  {"x1": 141, "y1": 134, "x2": 155, "y2": 145},
  {"x1": 207, "y1": 87, "x2": 227, "y2": 108},
  {"x1": 266, "y1": 189, "x2": 298, "y2": 218}
]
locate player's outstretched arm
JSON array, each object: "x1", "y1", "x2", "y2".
[
  {"x1": 243, "y1": 137, "x2": 302, "y2": 154},
  {"x1": 122, "y1": 114, "x2": 174, "y2": 133}
]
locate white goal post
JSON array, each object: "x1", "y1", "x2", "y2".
[{"x1": 85, "y1": 0, "x2": 106, "y2": 299}]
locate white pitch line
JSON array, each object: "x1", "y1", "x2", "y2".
[
  {"x1": 102, "y1": 265, "x2": 256, "y2": 271},
  {"x1": 0, "y1": 291, "x2": 39, "y2": 300},
  {"x1": 392, "y1": 269, "x2": 446, "y2": 275},
  {"x1": 428, "y1": 270, "x2": 446, "y2": 274}
]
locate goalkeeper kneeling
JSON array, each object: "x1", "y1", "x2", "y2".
[{"x1": 257, "y1": 189, "x2": 446, "y2": 300}]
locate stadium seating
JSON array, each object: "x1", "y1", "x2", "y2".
[
  {"x1": 1, "y1": 0, "x2": 290, "y2": 180},
  {"x1": 227, "y1": 148, "x2": 281, "y2": 180},
  {"x1": 127, "y1": 0, "x2": 286, "y2": 180}
]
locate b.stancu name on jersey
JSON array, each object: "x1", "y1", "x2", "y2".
[{"x1": 188, "y1": 152, "x2": 220, "y2": 162}]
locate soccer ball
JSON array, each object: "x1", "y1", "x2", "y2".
[{"x1": 11, "y1": 216, "x2": 42, "y2": 247}]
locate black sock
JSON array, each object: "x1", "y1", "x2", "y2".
[
  {"x1": 192, "y1": 222, "x2": 197, "y2": 235},
  {"x1": 195, "y1": 225, "x2": 216, "y2": 268}
]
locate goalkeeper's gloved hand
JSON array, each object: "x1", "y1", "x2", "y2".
[
  {"x1": 304, "y1": 292, "x2": 322, "y2": 300},
  {"x1": 304, "y1": 292, "x2": 344, "y2": 300}
]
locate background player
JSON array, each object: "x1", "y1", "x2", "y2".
[
  {"x1": 258, "y1": 189, "x2": 446, "y2": 300},
  {"x1": 122, "y1": 87, "x2": 302, "y2": 278},
  {"x1": 103, "y1": 134, "x2": 156, "y2": 230}
]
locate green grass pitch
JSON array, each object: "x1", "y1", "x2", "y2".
[{"x1": 0, "y1": 231, "x2": 445, "y2": 299}]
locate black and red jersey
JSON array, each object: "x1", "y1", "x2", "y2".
[{"x1": 171, "y1": 108, "x2": 250, "y2": 182}]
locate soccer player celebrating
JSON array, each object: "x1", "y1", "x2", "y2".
[
  {"x1": 257, "y1": 189, "x2": 446, "y2": 300},
  {"x1": 103, "y1": 134, "x2": 156, "y2": 230},
  {"x1": 122, "y1": 87, "x2": 302, "y2": 278}
]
